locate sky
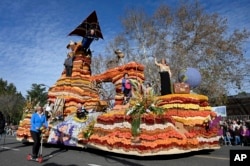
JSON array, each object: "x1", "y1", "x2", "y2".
[{"x1": 0, "y1": 0, "x2": 249, "y2": 97}]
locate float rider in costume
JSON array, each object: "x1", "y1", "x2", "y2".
[{"x1": 155, "y1": 57, "x2": 172, "y2": 95}]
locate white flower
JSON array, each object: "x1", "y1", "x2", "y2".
[
  {"x1": 137, "y1": 128, "x2": 140, "y2": 133},
  {"x1": 146, "y1": 109, "x2": 151, "y2": 113},
  {"x1": 126, "y1": 109, "x2": 134, "y2": 115},
  {"x1": 151, "y1": 104, "x2": 155, "y2": 107}
]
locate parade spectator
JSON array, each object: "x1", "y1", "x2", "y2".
[
  {"x1": 5, "y1": 123, "x2": 17, "y2": 136},
  {"x1": 224, "y1": 128, "x2": 233, "y2": 145},
  {"x1": 241, "y1": 125, "x2": 250, "y2": 146},
  {"x1": 219, "y1": 117, "x2": 250, "y2": 146},
  {"x1": 0, "y1": 112, "x2": 5, "y2": 139},
  {"x1": 219, "y1": 125, "x2": 228, "y2": 145},
  {"x1": 232, "y1": 120, "x2": 239, "y2": 131},
  {"x1": 234, "y1": 126, "x2": 241, "y2": 145}
]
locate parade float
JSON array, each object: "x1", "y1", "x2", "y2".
[{"x1": 16, "y1": 11, "x2": 221, "y2": 156}]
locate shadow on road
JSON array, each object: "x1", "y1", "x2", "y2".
[
  {"x1": 42, "y1": 148, "x2": 68, "y2": 162},
  {"x1": 82, "y1": 147, "x2": 215, "y2": 163}
]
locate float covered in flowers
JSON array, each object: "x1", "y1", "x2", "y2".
[
  {"x1": 16, "y1": 10, "x2": 221, "y2": 156},
  {"x1": 88, "y1": 93, "x2": 221, "y2": 156},
  {"x1": 16, "y1": 47, "x2": 221, "y2": 156}
]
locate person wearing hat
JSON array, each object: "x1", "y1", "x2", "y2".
[
  {"x1": 66, "y1": 41, "x2": 81, "y2": 55},
  {"x1": 64, "y1": 41, "x2": 79, "y2": 77},
  {"x1": 66, "y1": 41, "x2": 76, "y2": 49}
]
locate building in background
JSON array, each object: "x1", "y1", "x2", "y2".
[{"x1": 225, "y1": 93, "x2": 250, "y2": 119}]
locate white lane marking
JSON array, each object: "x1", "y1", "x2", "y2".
[
  {"x1": 1, "y1": 146, "x2": 20, "y2": 151},
  {"x1": 88, "y1": 164, "x2": 102, "y2": 166},
  {"x1": 194, "y1": 155, "x2": 229, "y2": 160}
]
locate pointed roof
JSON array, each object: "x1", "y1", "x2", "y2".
[{"x1": 68, "y1": 10, "x2": 103, "y2": 39}]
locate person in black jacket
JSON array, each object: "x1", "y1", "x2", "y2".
[{"x1": 0, "y1": 111, "x2": 6, "y2": 136}]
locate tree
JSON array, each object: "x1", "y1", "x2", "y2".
[
  {"x1": 104, "y1": 1, "x2": 250, "y2": 105},
  {"x1": 26, "y1": 83, "x2": 48, "y2": 107},
  {"x1": 91, "y1": 53, "x2": 116, "y2": 103},
  {"x1": 0, "y1": 78, "x2": 25, "y2": 124}
]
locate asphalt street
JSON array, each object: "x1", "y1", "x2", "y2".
[{"x1": 0, "y1": 135, "x2": 249, "y2": 166}]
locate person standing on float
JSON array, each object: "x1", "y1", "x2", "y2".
[
  {"x1": 64, "y1": 53, "x2": 73, "y2": 77},
  {"x1": 155, "y1": 57, "x2": 172, "y2": 95},
  {"x1": 122, "y1": 73, "x2": 132, "y2": 104}
]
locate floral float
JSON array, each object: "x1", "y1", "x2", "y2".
[
  {"x1": 16, "y1": 40, "x2": 220, "y2": 156},
  {"x1": 88, "y1": 92, "x2": 221, "y2": 156}
]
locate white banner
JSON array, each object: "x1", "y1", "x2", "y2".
[{"x1": 212, "y1": 106, "x2": 227, "y2": 117}]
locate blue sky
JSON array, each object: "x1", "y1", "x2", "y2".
[{"x1": 0, "y1": 0, "x2": 249, "y2": 96}]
